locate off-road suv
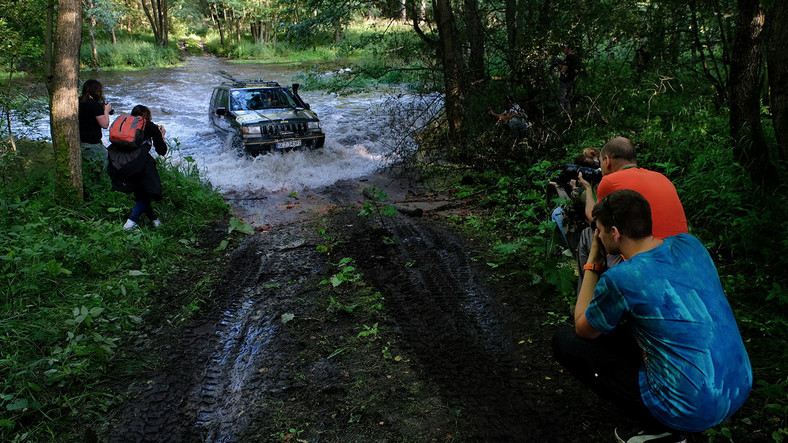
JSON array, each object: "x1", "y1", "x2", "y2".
[{"x1": 209, "y1": 79, "x2": 325, "y2": 155}]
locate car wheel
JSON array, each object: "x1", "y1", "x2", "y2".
[{"x1": 228, "y1": 134, "x2": 246, "y2": 158}]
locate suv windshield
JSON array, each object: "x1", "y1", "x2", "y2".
[{"x1": 230, "y1": 88, "x2": 298, "y2": 112}]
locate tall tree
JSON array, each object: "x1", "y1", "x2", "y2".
[
  {"x1": 729, "y1": 0, "x2": 767, "y2": 172},
  {"x1": 767, "y1": 0, "x2": 788, "y2": 163},
  {"x1": 433, "y1": 0, "x2": 465, "y2": 138},
  {"x1": 462, "y1": 0, "x2": 485, "y2": 84},
  {"x1": 50, "y1": 0, "x2": 84, "y2": 202},
  {"x1": 141, "y1": 0, "x2": 169, "y2": 46}
]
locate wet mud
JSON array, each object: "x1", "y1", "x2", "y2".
[{"x1": 106, "y1": 173, "x2": 633, "y2": 442}]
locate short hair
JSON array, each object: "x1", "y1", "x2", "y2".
[
  {"x1": 592, "y1": 189, "x2": 652, "y2": 239},
  {"x1": 601, "y1": 137, "x2": 636, "y2": 162},
  {"x1": 80, "y1": 79, "x2": 103, "y2": 103},
  {"x1": 131, "y1": 105, "x2": 152, "y2": 121}
]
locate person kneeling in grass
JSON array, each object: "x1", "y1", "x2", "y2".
[{"x1": 552, "y1": 189, "x2": 752, "y2": 443}]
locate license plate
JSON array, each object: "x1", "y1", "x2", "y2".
[{"x1": 276, "y1": 140, "x2": 301, "y2": 149}]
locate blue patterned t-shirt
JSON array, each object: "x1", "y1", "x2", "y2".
[{"x1": 585, "y1": 234, "x2": 752, "y2": 432}]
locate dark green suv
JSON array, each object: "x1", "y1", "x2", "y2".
[{"x1": 209, "y1": 79, "x2": 325, "y2": 155}]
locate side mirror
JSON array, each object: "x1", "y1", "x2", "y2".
[{"x1": 216, "y1": 107, "x2": 227, "y2": 116}]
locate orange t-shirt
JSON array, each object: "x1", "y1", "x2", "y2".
[{"x1": 596, "y1": 167, "x2": 688, "y2": 239}]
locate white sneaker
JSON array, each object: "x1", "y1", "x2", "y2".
[
  {"x1": 123, "y1": 219, "x2": 138, "y2": 230},
  {"x1": 152, "y1": 219, "x2": 162, "y2": 228}
]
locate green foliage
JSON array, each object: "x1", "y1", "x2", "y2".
[
  {"x1": 321, "y1": 257, "x2": 362, "y2": 288},
  {"x1": 358, "y1": 186, "x2": 398, "y2": 230},
  {"x1": 0, "y1": 139, "x2": 229, "y2": 441},
  {"x1": 81, "y1": 38, "x2": 181, "y2": 70}
]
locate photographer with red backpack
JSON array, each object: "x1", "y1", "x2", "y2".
[{"x1": 106, "y1": 105, "x2": 167, "y2": 230}]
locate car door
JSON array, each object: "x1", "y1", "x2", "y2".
[{"x1": 210, "y1": 88, "x2": 233, "y2": 135}]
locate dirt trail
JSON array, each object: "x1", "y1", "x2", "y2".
[{"x1": 106, "y1": 172, "x2": 624, "y2": 442}]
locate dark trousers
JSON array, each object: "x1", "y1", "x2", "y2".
[
  {"x1": 552, "y1": 325, "x2": 660, "y2": 427},
  {"x1": 129, "y1": 193, "x2": 157, "y2": 223}
]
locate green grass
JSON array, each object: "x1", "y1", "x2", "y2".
[
  {"x1": 81, "y1": 37, "x2": 182, "y2": 70},
  {"x1": 0, "y1": 139, "x2": 231, "y2": 440}
]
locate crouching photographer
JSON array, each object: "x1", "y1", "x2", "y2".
[{"x1": 548, "y1": 148, "x2": 601, "y2": 252}]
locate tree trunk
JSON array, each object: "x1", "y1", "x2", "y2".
[
  {"x1": 45, "y1": 0, "x2": 54, "y2": 78},
  {"x1": 463, "y1": 0, "x2": 484, "y2": 84},
  {"x1": 141, "y1": 0, "x2": 169, "y2": 47},
  {"x1": 729, "y1": 0, "x2": 767, "y2": 172},
  {"x1": 433, "y1": 0, "x2": 464, "y2": 139},
  {"x1": 89, "y1": 4, "x2": 100, "y2": 67},
  {"x1": 767, "y1": 1, "x2": 788, "y2": 163},
  {"x1": 505, "y1": 0, "x2": 516, "y2": 57},
  {"x1": 211, "y1": 6, "x2": 226, "y2": 47},
  {"x1": 51, "y1": 0, "x2": 84, "y2": 203}
]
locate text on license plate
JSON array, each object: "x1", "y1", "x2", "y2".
[{"x1": 277, "y1": 140, "x2": 302, "y2": 149}]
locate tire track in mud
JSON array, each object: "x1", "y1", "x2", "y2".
[
  {"x1": 343, "y1": 215, "x2": 541, "y2": 441},
  {"x1": 108, "y1": 206, "x2": 605, "y2": 442},
  {"x1": 108, "y1": 225, "x2": 326, "y2": 442}
]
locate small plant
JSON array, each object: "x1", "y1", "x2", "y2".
[
  {"x1": 358, "y1": 186, "x2": 398, "y2": 228},
  {"x1": 357, "y1": 323, "x2": 379, "y2": 340},
  {"x1": 320, "y1": 257, "x2": 362, "y2": 287}
]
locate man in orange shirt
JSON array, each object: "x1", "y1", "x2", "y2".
[{"x1": 575, "y1": 137, "x2": 687, "y2": 291}]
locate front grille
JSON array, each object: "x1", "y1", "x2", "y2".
[{"x1": 262, "y1": 122, "x2": 309, "y2": 137}]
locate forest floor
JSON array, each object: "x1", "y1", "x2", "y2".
[{"x1": 102, "y1": 171, "x2": 705, "y2": 442}]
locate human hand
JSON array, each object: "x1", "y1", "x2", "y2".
[
  {"x1": 159, "y1": 125, "x2": 166, "y2": 136},
  {"x1": 587, "y1": 227, "x2": 606, "y2": 268},
  {"x1": 104, "y1": 102, "x2": 112, "y2": 114},
  {"x1": 577, "y1": 172, "x2": 592, "y2": 190}
]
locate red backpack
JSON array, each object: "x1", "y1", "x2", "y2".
[{"x1": 109, "y1": 115, "x2": 146, "y2": 148}]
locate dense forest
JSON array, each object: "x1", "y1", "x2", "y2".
[{"x1": 1, "y1": 0, "x2": 787, "y2": 441}]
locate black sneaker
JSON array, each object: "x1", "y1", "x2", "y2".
[{"x1": 614, "y1": 425, "x2": 687, "y2": 443}]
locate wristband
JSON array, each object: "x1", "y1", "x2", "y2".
[{"x1": 583, "y1": 263, "x2": 604, "y2": 272}]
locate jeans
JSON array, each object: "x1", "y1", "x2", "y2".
[{"x1": 129, "y1": 193, "x2": 157, "y2": 223}]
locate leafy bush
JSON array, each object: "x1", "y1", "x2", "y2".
[{"x1": 0, "y1": 140, "x2": 229, "y2": 440}]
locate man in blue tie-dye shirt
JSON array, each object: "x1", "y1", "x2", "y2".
[{"x1": 552, "y1": 190, "x2": 752, "y2": 443}]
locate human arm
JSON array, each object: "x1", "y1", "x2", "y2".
[
  {"x1": 147, "y1": 122, "x2": 168, "y2": 156},
  {"x1": 96, "y1": 102, "x2": 112, "y2": 129},
  {"x1": 574, "y1": 229, "x2": 605, "y2": 339},
  {"x1": 578, "y1": 172, "x2": 596, "y2": 222}
]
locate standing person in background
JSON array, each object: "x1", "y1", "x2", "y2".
[
  {"x1": 557, "y1": 43, "x2": 582, "y2": 113},
  {"x1": 106, "y1": 105, "x2": 168, "y2": 230},
  {"x1": 78, "y1": 79, "x2": 112, "y2": 170}
]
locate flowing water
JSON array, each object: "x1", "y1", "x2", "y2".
[{"x1": 71, "y1": 56, "x2": 440, "y2": 225}]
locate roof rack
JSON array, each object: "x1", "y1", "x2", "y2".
[{"x1": 220, "y1": 79, "x2": 282, "y2": 88}]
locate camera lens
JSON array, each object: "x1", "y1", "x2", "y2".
[{"x1": 109, "y1": 109, "x2": 115, "y2": 115}]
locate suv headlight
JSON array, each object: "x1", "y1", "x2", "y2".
[
  {"x1": 308, "y1": 121, "x2": 321, "y2": 131},
  {"x1": 242, "y1": 125, "x2": 261, "y2": 137}
]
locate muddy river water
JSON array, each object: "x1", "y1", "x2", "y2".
[{"x1": 76, "y1": 56, "x2": 440, "y2": 225}]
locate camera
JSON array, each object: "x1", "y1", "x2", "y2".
[
  {"x1": 553, "y1": 164, "x2": 602, "y2": 190},
  {"x1": 101, "y1": 100, "x2": 115, "y2": 115}
]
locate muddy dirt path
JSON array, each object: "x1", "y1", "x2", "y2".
[{"x1": 105, "y1": 172, "x2": 625, "y2": 442}]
